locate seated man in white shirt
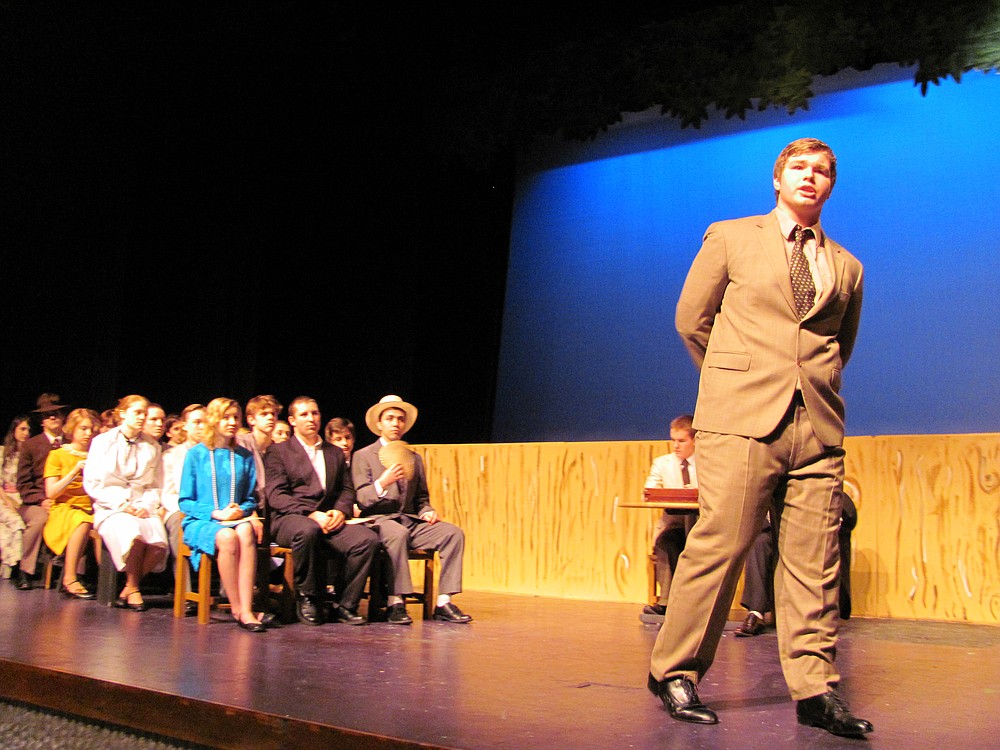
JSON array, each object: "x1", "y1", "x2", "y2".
[
  {"x1": 640, "y1": 414, "x2": 697, "y2": 623},
  {"x1": 264, "y1": 397, "x2": 378, "y2": 626}
]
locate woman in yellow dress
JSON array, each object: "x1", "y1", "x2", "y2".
[{"x1": 43, "y1": 408, "x2": 99, "y2": 599}]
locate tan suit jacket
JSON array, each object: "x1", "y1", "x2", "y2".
[{"x1": 675, "y1": 210, "x2": 863, "y2": 447}]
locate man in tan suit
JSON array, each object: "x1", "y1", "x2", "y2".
[{"x1": 647, "y1": 138, "x2": 872, "y2": 737}]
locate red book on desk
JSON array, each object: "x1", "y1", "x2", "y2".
[{"x1": 642, "y1": 488, "x2": 699, "y2": 510}]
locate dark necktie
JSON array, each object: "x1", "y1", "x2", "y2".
[
  {"x1": 790, "y1": 225, "x2": 816, "y2": 320},
  {"x1": 680, "y1": 459, "x2": 691, "y2": 487},
  {"x1": 51, "y1": 437, "x2": 62, "y2": 449}
]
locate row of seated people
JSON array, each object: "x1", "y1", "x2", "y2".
[
  {"x1": 640, "y1": 413, "x2": 856, "y2": 630},
  {"x1": 0, "y1": 392, "x2": 472, "y2": 632}
]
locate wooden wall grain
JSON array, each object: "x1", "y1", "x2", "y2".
[{"x1": 412, "y1": 433, "x2": 1000, "y2": 624}]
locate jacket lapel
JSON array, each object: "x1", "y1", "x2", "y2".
[
  {"x1": 757, "y1": 211, "x2": 798, "y2": 317},
  {"x1": 288, "y1": 438, "x2": 323, "y2": 495}
]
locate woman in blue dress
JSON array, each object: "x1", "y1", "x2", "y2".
[{"x1": 179, "y1": 397, "x2": 266, "y2": 631}]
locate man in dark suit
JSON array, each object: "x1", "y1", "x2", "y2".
[
  {"x1": 13, "y1": 393, "x2": 67, "y2": 590},
  {"x1": 735, "y1": 493, "x2": 858, "y2": 636},
  {"x1": 264, "y1": 396, "x2": 379, "y2": 626},
  {"x1": 352, "y1": 395, "x2": 471, "y2": 625},
  {"x1": 647, "y1": 138, "x2": 872, "y2": 737}
]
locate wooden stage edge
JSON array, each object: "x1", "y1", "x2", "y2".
[
  {"x1": 0, "y1": 659, "x2": 441, "y2": 750},
  {"x1": 3, "y1": 588, "x2": 1000, "y2": 750}
]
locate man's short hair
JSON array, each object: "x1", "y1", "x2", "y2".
[
  {"x1": 288, "y1": 396, "x2": 317, "y2": 417},
  {"x1": 324, "y1": 417, "x2": 354, "y2": 442},
  {"x1": 669, "y1": 414, "x2": 695, "y2": 437},
  {"x1": 246, "y1": 395, "x2": 283, "y2": 418},
  {"x1": 772, "y1": 137, "x2": 837, "y2": 197},
  {"x1": 180, "y1": 403, "x2": 205, "y2": 422},
  {"x1": 146, "y1": 402, "x2": 164, "y2": 414}
]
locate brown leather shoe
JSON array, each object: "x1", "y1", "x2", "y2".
[
  {"x1": 797, "y1": 690, "x2": 873, "y2": 737},
  {"x1": 648, "y1": 674, "x2": 718, "y2": 724},
  {"x1": 734, "y1": 612, "x2": 764, "y2": 637}
]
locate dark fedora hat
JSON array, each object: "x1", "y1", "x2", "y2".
[{"x1": 32, "y1": 392, "x2": 69, "y2": 413}]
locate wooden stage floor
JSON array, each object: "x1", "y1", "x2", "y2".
[{"x1": 0, "y1": 583, "x2": 997, "y2": 749}]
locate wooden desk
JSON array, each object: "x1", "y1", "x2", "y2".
[
  {"x1": 618, "y1": 488, "x2": 699, "y2": 604},
  {"x1": 617, "y1": 488, "x2": 699, "y2": 514}
]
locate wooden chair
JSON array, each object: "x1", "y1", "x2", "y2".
[
  {"x1": 40, "y1": 546, "x2": 62, "y2": 590},
  {"x1": 254, "y1": 502, "x2": 297, "y2": 623},
  {"x1": 367, "y1": 548, "x2": 436, "y2": 620},
  {"x1": 96, "y1": 535, "x2": 121, "y2": 606},
  {"x1": 42, "y1": 529, "x2": 103, "y2": 591},
  {"x1": 173, "y1": 529, "x2": 230, "y2": 624},
  {"x1": 407, "y1": 549, "x2": 436, "y2": 620},
  {"x1": 257, "y1": 542, "x2": 296, "y2": 623}
]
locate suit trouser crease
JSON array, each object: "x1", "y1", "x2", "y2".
[{"x1": 649, "y1": 399, "x2": 843, "y2": 700}]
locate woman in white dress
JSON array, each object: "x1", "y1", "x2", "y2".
[{"x1": 83, "y1": 395, "x2": 168, "y2": 611}]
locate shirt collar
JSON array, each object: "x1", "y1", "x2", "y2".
[
  {"x1": 118, "y1": 428, "x2": 144, "y2": 446},
  {"x1": 295, "y1": 434, "x2": 322, "y2": 451},
  {"x1": 774, "y1": 206, "x2": 824, "y2": 246}
]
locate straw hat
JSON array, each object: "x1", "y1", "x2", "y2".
[{"x1": 365, "y1": 395, "x2": 418, "y2": 436}]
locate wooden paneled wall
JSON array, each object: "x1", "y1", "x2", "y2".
[{"x1": 412, "y1": 433, "x2": 1000, "y2": 624}]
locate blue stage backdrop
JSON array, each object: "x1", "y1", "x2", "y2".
[{"x1": 492, "y1": 66, "x2": 1000, "y2": 442}]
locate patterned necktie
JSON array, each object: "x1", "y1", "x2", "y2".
[
  {"x1": 680, "y1": 459, "x2": 691, "y2": 487},
  {"x1": 790, "y1": 225, "x2": 816, "y2": 320}
]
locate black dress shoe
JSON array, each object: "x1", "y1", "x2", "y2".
[
  {"x1": 13, "y1": 567, "x2": 32, "y2": 591},
  {"x1": 259, "y1": 612, "x2": 278, "y2": 628},
  {"x1": 184, "y1": 600, "x2": 198, "y2": 617},
  {"x1": 330, "y1": 604, "x2": 367, "y2": 625},
  {"x1": 735, "y1": 612, "x2": 764, "y2": 637},
  {"x1": 640, "y1": 604, "x2": 666, "y2": 623},
  {"x1": 797, "y1": 690, "x2": 873, "y2": 737},
  {"x1": 386, "y1": 602, "x2": 412, "y2": 625},
  {"x1": 296, "y1": 595, "x2": 324, "y2": 625},
  {"x1": 236, "y1": 617, "x2": 267, "y2": 633},
  {"x1": 433, "y1": 602, "x2": 472, "y2": 623},
  {"x1": 647, "y1": 673, "x2": 718, "y2": 724},
  {"x1": 114, "y1": 591, "x2": 149, "y2": 612},
  {"x1": 60, "y1": 580, "x2": 96, "y2": 600}
]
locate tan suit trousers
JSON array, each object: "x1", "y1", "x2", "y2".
[{"x1": 649, "y1": 396, "x2": 844, "y2": 700}]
